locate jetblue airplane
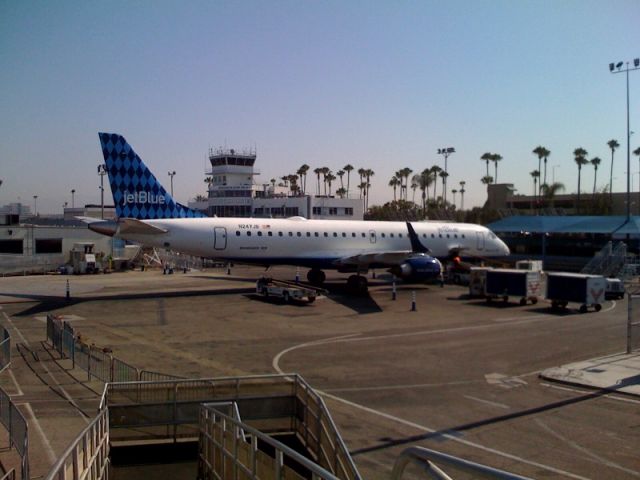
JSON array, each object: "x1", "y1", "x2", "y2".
[{"x1": 88, "y1": 133, "x2": 510, "y2": 292}]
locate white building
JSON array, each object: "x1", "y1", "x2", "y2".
[{"x1": 194, "y1": 148, "x2": 363, "y2": 220}]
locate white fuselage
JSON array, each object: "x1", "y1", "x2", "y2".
[{"x1": 116, "y1": 217, "x2": 509, "y2": 269}]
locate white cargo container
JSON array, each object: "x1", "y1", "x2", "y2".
[
  {"x1": 468, "y1": 267, "x2": 492, "y2": 297},
  {"x1": 545, "y1": 272, "x2": 607, "y2": 313}
]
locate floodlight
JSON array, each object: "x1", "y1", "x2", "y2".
[
  {"x1": 635, "y1": 58, "x2": 639, "y2": 67},
  {"x1": 616, "y1": 61, "x2": 624, "y2": 69},
  {"x1": 609, "y1": 63, "x2": 615, "y2": 72}
]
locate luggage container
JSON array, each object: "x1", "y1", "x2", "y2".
[
  {"x1": 545, "y1": 272, "x2": 607, "y2": 313},
  {"x1": 468, "y1": 267, "x2": 492, "y2": 297},
  {"x1": 485, "y1": 268, "x2": 542, "y2": 305}
]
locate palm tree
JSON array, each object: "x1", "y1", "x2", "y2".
[
  {"x1": 357, "y1": 168, "x2": 366, "y2": 199},
  {"x1": 459, "y1": 180, "x2": 466, "y2": 210},
  {"x1": 336, "y1": 187, "x2": 347, "y2": 199},
  {"x1": 418, "y1": 169, "x2": 433, "y2": 213},
  {"x1": 313, "y1": 168, "x2": 322, "y2": 195},
  {"x1": 280, "y1": 175, "x2": 289, "y2": 187},
  {"x1": 491, "y1": 153, "x2": 503, "y2": 183},
  {"x1": 364, "y1": 169, "x2": 374, "y2": 210},
  {"x1": 607, "y1": 139, "x2": 620, "y2": 202},
  {"x1": 438, "y1": 170, "x2": 449, "y2": 203},
  {"x1": 541, "y1": 182, "x2": 565, "y2": 208},
  {"x1": 358, "y1": 181, "x2": 368, "y2": 209},
  {"x1": 481, "y1": 152, "x2": 492, "y2": 177},
  {"x1": 343, "y1": 164, "x2": 354, "y2": 198},
  {"x1": 337, "y1": 170, "x2": 345, "y2": 191},
  {"x1": 411, "y1": 176, "x2": 419, "y2": 203},
  {"x1": 530, "y1": 169, "x2": 540, "y2": 199},
  {"x1": 533, "y1": 146, "x2": 550, "y2": 194},
  {"x1": 481, "y1": 175, "x2": 494, "y2": 185},
  {"x1": 430, "y1": 165, "x2": 442, "y2": 199},
  {"x1": 389, "y1": 176, "x2": 400, "y2": 201},
  {"x1": 325, "y1": 173, "x2": 336, "y2": 196},
  {"x1": 297, "y1": 164, "x2": 310, "y2": 194},
  {"x1": 402, "y1": 168, "x2": 413, "y2": 200},
  {"x1": 320, "y1": 167, "x2": 331, "y2": 195},
  {"x1": 574, "y1": 147, "x2": 589, "y2": 213},
  {"x1": 590, "y1": 157, "x2": 602, "y2": 196}
]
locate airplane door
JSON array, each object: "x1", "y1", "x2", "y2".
[
  {"x1": 214, "y1": 227, "x2": 227, "y2": 250},
  {"x1": 369, "y1": 230, "x2": 376, "y2": 244},
  {"x1": 476, "y1": 231, "x2": 485, "y2": 250}
]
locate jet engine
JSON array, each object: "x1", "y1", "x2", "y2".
[{"x1": 389, "y1": 255, "x2": 442, "y2": 282}]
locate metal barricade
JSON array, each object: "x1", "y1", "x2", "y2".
[
  {"x1": 88, "y1": 347, "x2": 112, "y2": 383},
  {"x1": 44, "y1": 408, "x2": 109, "y2": 480},
  {"x1": 628, "y1": 294, "x2": 640, "y2": 353},
  {"x1": 0, "y1": 328, "x2": 10, "y2": 372},
  {"x1": 0, "y1": 387, "x2": 29, "y2": 480}
]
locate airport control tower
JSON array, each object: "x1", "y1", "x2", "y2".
[{"x1": 206, "y1": 147, "x2": 259, "y2": 217}]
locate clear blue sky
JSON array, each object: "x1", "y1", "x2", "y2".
[{"x1": 1, "y1": 0, "x2": 639, "y2": 214}]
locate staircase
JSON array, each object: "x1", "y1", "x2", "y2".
[{"x1": 580, "y1": 241, "x2": 628, "y2": 277}]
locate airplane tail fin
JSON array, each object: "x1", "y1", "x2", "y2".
[{"x1": 98, "y1": 133, "x2": 206, "y2": 220}]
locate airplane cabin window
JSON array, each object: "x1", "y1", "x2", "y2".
[
  {"x1": 361, "y1": 233, "x2": 366, "y2": 237},
  {"x1": 439, "y1": 234, "x2": 442, "y2": 238},
  {"x1": 431, "y1": 234, "x2": 435, "y2": 238},
  {"x1": 288, "y1": 232, "x2": 293, "y2": 236},
  {"x1": 342, "y1": 232, "x2": 346, "y2": 237},
  {"x1": 454, "y1": 234, "x2": 458, "y2": 238},
  {"x1": 333, "y1": 232, "x2": 338, "y2": 237},
  {"x1": 381, "y1": 233, "x2": 386, "y2": 238},
  {"x1": 422, "y1": 234, "x2": 427, "y2": 238},
  {"x1": 324, "y1": 232, "x2": 329, "y2": 237},
  {"x1": 306, "y1": 232, "x2": 311, "y2": 237},
  {"x1": 278, "y1": 232, "x2": 283, "y2": 237},
  {"x1": 314, "y1": 232, "x2": 319, "y2": 237},
  {"x1": 399, "y1": 233, "x2": 403, "y2": 238},
  {"x1": 257, "y1": 231, "x2": 262, "y2": 236},
  {"x1": 352, "y1": 232, "x2": 356, "y2": 237},
  {"x1": 247, "y1": 231, "x2": 252, "y2": 236},
  {"x1": 390, "y1": 233, "x2": 394, "y2": 238},
  {"x1": 236, "y1": 231, "x2": 241, "y2": 236},
  {"x1": 446, "y1": 234, "x2": 450, "y2": 238},
  {"x1": 268, "y1": 232, "x2": 273, "y2": 237},
  {"x1": 297, "y1": 232, "x2": 301, "y2": 237}
]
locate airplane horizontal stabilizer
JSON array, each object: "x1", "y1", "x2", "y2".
[{"x1": 119, "y1": 218, "x2": 168, "y2": 235}]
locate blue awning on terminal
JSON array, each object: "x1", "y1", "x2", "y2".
[{"x1": 487, "y1": 216, "x2": 640, "y2": 235}]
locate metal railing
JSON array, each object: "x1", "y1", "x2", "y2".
[
  {"x1": 391, "y1": 447, "x2": 533, "y2": 480},
  {"x1": 43, "y1": 407, "x2": 109, "y2": 480},
  {"x1": 100, "y1": 374, "x2": 361, "y2": 479},
  {"x1": 0, "y1": 470, "x2": 15, "y2": 480},
  {"x1": 199, "y1": 403, "x2": 340, "y2": 480},
  {"x1": 0, "y1": 254, "x2": 65, "y2": 276}
]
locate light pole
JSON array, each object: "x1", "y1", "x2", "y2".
[
  {"x1": 71, "y1": 189, "x2": 76, "y2": 208},
  {"x1": 168, "y1": 171, "x2": 176, "y2": 197},
  {"x1": 609, "y1": 57, "x2": 640, "y2": 223},
  {"x1": 437, "y1": 147, "x2": 455, "y2": 204},
  {"x1": 33, "y1": 195, "x2": 38, "y2": 216},
  {"x1": 98, "y1": 164, "x2": 107, "y2": 219},
  {"x1": 459, "y1": 180, "x2": 466, "y2": 210}
]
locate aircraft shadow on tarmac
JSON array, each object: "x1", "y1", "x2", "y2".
[
  {"x1": 6, "y1": 287, "x2": 257, "y2": 317},
  {"x1": 349, "y1": 386, "x2": 618, "y2": 457}
]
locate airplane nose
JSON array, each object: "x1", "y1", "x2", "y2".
[{"x1": 501, "y1": 240, "x2": 510, "y2": 255}]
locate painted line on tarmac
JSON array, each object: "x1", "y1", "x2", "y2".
[
  {"x1": 540, "y1": 382, "x2": 640, "y2": 405},
  {"x1": 273, "y1": 336, "x2": 589, "y2": 480},
  {"x1": 23, "y1": 402, "x2": 57, "y2": 464},
  {"x1": 534, "y1": 418, "x2": 640, "y2": 477},
  {"x1": 325, "y1": 380, "x2": 481, "y2": 393},
  {"x1": 320, "y1": 391, "x2": 590, "y2": 480},
  {"x1": 463, "y1": 395, "x2": 510, "y2": 410},
  {"x1": 2, "y1": 311, "x2": 29, "y2": 345},
  {"x1": 8, "y1": 369, "x2": 24, "y2": 396}
]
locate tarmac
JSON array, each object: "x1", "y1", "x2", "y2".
[{"x1": 0, "y1": 269, "x2": 640, "y2": 478}]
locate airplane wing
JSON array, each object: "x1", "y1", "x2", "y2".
[{"x1": 118, "y1": 218, "x2": 168, "y2": 235}]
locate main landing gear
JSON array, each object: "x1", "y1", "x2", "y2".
[{"x1": 306, "y1": 269, "x2": 369, "y2": 294}]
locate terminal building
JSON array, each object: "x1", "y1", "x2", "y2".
[{"x1": 189, "y1": 147, "x2": 363, "y2": 220}]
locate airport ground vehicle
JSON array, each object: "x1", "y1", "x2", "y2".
[
  {"x1": 485, "y1": 268, "x2": 542, "y2": 305},
  {"x1": 546, "y1": 272, "x2": 607, "y2": 312},
  {"x1": 256, "y1": 277, "x2": 325, "y2": 304},
  {"x1": 605, "y1": 278, "x2": 625, "y2": 300}
]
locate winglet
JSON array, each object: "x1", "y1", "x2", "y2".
[{"x1": 406, "y1": 222, "x2": 431, "y2": 253}]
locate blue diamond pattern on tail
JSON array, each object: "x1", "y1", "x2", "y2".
[{"x1": 98, "y1": 133, "x2": 207, "y2": 220}]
